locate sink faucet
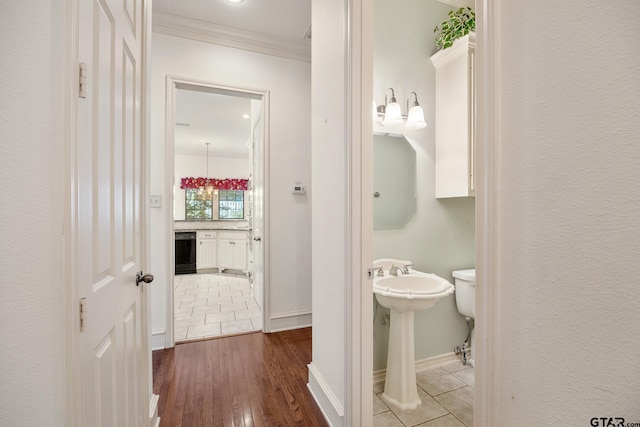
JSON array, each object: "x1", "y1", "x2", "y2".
[
  {"x1": 389, "y1": 265, "x2": 402, "y2": 276},
  {"x1": 389, "y1": 263, "x2": 414, "y2": 276}
]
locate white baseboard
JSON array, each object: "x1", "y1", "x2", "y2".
[
  {"x1": 268, "y1": 310, "x2": 312, "y2": 332},
  {"x1": 151, "y1": 329, "x2": 166, "y2": 351},
  {"x1": 307, "y1": 363, "x2": 344, "y2": 427},
  {"x1": 149, "y1": 393, "x2": 160, "y2": 427},
  {"x1": 373, "y1": 352, "x2": 462, "y2": 385}
]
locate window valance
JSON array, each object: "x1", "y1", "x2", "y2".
[{"x1": 180, "y1": 177, "x2": 249, "y2": 191}]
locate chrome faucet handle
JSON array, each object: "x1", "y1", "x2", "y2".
[
  {"x1": 389, "y1": 264, "x2": 401, "y2": 276},
  {"x1": 402, "y1": 263, "x2": 414, "y2": 274},
  {"x1": 375, "y1": 267, "x2": 384, "y2": 277}
]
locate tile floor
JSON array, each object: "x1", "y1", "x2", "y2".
[
  {"x1": 173, "y1": 272, "x2": 262, "y2": 342},
  {"x1": 373, "y1": 361, "x2": 474, "y2": 427}
]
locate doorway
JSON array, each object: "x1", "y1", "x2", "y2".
[{"x1": 165, "y1": 78, "x2": 269, "y2": 345}]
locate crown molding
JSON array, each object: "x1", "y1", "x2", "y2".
[
  {"x1": 152, "y1": 12, "x2": 311, "y2": 63},
  {"x1": 429, "y1": 32, "x2": 476, "y2": 69},
  {"x1": 436, "y1": 0, "x2": 474, "y2": 8}
]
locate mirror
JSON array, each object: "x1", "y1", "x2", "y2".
[{"x1": 373, "y1": 134, "x2": 417, "y2": 230}]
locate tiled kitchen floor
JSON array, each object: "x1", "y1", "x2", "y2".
[
  {"x1": 374, "y1": 361, "x2": 474, "y2": 427},
  {"x1": 174, "y1": 273, "x2": 261, "y2": 342}
]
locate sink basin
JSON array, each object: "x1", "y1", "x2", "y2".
[
  {"x1": 373, "y1": 273, "x2": 454, "y2": 312},
  {"x1": 373, "y1": 271, "x2": 454, "y2": 410}
]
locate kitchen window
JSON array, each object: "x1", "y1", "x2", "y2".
[
  {"x1": 185, "y1": 189, "x2": 213, "y2": 220},
  {"x1": 184, "y1": 189, "x2": 244, "y2": 220},
  {"x1": 219, "y1": 190, "x2": 244, "y2": 219}
]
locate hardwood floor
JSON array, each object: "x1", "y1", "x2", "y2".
[{"x1": 153, "y1": 327, "x2": 329, "y2": 427}]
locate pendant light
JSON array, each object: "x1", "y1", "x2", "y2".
[{"x1": 199, "y1": 142, "x2": 214, "y2": 198}]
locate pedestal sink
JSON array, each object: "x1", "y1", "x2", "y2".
[{"x1": 374, "y1": 272, "x2": 454, "y2": 410}]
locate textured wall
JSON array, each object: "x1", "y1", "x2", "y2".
[
  {"x1": 496, "y1": 0, "x2": 640, "y2": 423},
  {"x1": 0, "y1": 1, "x2": 65, "y2": 425}
]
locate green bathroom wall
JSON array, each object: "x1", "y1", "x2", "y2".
[{"x1": 372, "y1": 0, "x2": 476, "y2": 371}]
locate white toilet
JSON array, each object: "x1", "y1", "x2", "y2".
[{"x1": 452, "y1": 269, "x2": 476, "y2": 366}]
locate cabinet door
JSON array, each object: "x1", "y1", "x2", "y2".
[
  {"x1": 197, "y1": 231, "x2": 217, "y2": 270},
  {"x1": 197, "y1": 238, "x2": 217, "y2": 269},
  {"x1": 431, "y1": 33, "x2": 476, "y2": 198},
  {"x1": 217, "y1": 238, "x2": 234, "y2": 269},
  {"x1": 231, "y1": 238, "x2": 247, "y2": 271}
]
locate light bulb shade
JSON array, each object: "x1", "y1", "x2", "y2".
[
  {"x1": 405, "y1": 105, "x2": 427, "y2": 129},
  {"x1": 382, "y1": 102, "x2": 403, "y2": 125}
]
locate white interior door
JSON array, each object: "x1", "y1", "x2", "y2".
[
  {"x1": 251, "y1": 108, "x2": 265, "y2": 313},
  {"x1": 76, "y1": 0, "x2": 149, "y2": 425}
]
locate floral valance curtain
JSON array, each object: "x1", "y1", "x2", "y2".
[{"x1": 180, "y1": 177, "x2": 249, "y2": 191}]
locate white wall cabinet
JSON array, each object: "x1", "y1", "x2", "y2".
[
  {"x1": 430, "y1": 32, "x2": 475, "y2": 198},
  {"x1": 217, "y1": 231, "x2": 248, "y2": 272},
  {"x1": 196, "y1": 231, "x2": 217, "y2": 270}
]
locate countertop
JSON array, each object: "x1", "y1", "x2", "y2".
[
  {"x1": 174, "y1": 220, "x2": 251, "y2": 232},
  {"x1": 175, "y1": 228, "x2": 251, "y2": 233}
]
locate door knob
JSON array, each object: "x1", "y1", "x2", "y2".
[
  {"x1": 136, "y1": 271, "x2": 154, "y2": 286},
  {"x1": 253, "y1": 237, "x2": 261, "y2": 241}
]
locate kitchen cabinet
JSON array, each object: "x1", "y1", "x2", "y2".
[
  {"x1": 196, "y1": 230, "x2": 217, "y2": 270},
  {"x1": 430, "y1": 32, "x2": 476, "y2": 198},
  {"x1": 217, "y1": 231, "x2": 248, "y2": 272}
]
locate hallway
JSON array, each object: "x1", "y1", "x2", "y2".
[{"x1": 153, "y1": 328, "x2": 327, "y2": 426}]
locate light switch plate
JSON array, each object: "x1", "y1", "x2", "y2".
[{"x1": 149, "y1": 194, "x2": 162, "y2": 208}]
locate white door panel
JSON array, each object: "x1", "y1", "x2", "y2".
[
  {"x1": 76, "y1": 0, "x2": 148, "y2": 424},
  {"x1": 252, "y1": 112, "x2": 264, "y2": 312}
]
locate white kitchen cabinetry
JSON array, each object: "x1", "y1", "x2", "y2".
[
  {"x1": 217, "y1": 231, "x2": 248, "y2": 272},
  {"x1": 430, "y1": 32, "x2": 475, "y2": 198},
  {"x1": 196, "y1": 230, "x2": 217, "y2": 270}
]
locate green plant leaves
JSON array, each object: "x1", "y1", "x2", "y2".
[{"x1": 433, "y1": 7, "x2": 475, "y2": 51}]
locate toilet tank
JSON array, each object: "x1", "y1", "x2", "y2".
[{"x1": 453, "y1": 269, "x2": 476, "y2": 319}]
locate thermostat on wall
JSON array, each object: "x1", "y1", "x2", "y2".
[{"x1": 292, "y1": 182, "x2": 306, "y2": 195}]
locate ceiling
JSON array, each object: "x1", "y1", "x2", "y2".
[
  {"x1": 154, "y1": 0, "x2": 311, "y2": 157},
  {"x1": 153, "y1": 0, "x2": 311, "y2": 41},
  {"x1": 175, "y1": 88, "x2": 253, "y2": 157}
]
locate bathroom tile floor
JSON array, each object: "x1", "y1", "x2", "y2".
[
  {"x1": 174, "y1": 272, "x2": 261, "y2": 342},
  {"x1": 374, "y1": 361, "x2": 474, "y2": 427}
]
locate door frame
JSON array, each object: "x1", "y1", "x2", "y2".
[
  {"x1": 63, "y1": 0, "x2": 155, "y2": 424},
  {"x1": 348, "y1": 0, "x2": 500, "y2": 425},
  {"x1": 472, "y1": 1, "x2": 500, "y2": 424},
  {"x1": 164, "y1": 76, "x2": 271, "y2": 347}
]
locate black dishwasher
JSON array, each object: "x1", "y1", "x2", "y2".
[{"x1": 175, "y1": 231, "x2": 197, "y2": 274}]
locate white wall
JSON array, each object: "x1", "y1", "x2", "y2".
[
  {"x1": 495, "y1": 1, "x2": 640, "y2": 423},
  {"x1": 0, "y1": 1, "x2": 66, "y2": 425},
  {"x1": 372, "y1": 0, "x2": 476, "y2": 371},
  {"x1": 309, "y1": 0, "x2": 348, "y2": 425},
  {"x1": 150, "y1": 32, "x2": 312, "y2": 343}
]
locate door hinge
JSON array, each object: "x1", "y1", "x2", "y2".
[
  {"x1": 79, "y1": 297, "x2": 87, "y2": 332},
  {"x1": 79, "y1": 63, "x2": 87, "y2": 98}
]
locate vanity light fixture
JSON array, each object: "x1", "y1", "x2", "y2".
[
  {"x1": 376, "y1": 88, "x2": 427, "y2": 131},
  {"x1": 227, "y1": 0, "x2": 245, "y2": 3}
]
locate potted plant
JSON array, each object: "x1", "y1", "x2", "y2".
[{"x1": 433, "y1": 7, "x2": 476, "y2": 51}]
